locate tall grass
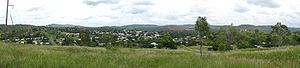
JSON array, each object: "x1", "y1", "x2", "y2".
[{"x1": 0, "y1": 42, "x2": 299, "y2": 68}]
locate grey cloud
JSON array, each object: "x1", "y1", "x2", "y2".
[
  {"x1": 256, "y1": 11, "x2": 269, "y2": 15},
  {"x1": 277, "y1": 12, "x2": 300, "y2": 27},
  {"x1": 234, "y1": 4, "x2": 249, "y2": 13},
  {"x1": 133, "y1": 1, "x2": 153, "y2": 5},
  {"x1": 165, "y1": 15, "x2": 187, "y2": 20},
  {"x1": 32, "y1": 15, "x2": 51, "y2": 20},
  {"x1": 279, "y1": 12, "x2": 298, "y2": 19},
  {"x1": 81, "y1": 16, "x2": 95, "y2": 20},
  {"x1": 82, "y1": 0, "x2": 120, "y2": 6},
  {"x1": 190, "y1": 5, "x2": 210, "y2": 14},
  {"x1": 246, "y1": 0, "x2": 280, "y2": 8},
  {"x1": 165, "y1": 15, "x2": 179, "y2": 20},
  {"x1": 27, "y1": 7, "x2": 43, "y2": 11},
  {"x1": 130, "y1": 9, "x2": 147, "y2": 14},
  {"x1": 33, "y1": 17, "x2": 45, "y2": 20},
  {"x1": 122, "y1": 6, "x2": 149, "y2": 14},
  {"x1": 295, "y1": 12, "x2": 300, "y2": 17}
]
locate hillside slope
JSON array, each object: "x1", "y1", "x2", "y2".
[{"x1": 0, "y1": 42, "x2": 299, "y2": 68}]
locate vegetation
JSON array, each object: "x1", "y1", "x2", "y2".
[
  {"x1": 161, "y1": 35, "x2": 176, "y2": 49},
  {"x1": 194, "y1": 16, "x2": 210, "y2": 55},
  {"x1": 0, "y1": 21, "x2": 300, "y2": 67},
  {"x1": 271, "y1": 22, "x2": 291, "y2": 47},
  {"x1": 0, "y1": 42, "x2": 299, "y2": 68},
  {"x1": 1, "y1": 22, "x2": 300, "y2": 50}
]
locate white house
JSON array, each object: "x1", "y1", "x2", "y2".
[
  {"x1": 45, "y1": 42, "x2": 50, "y2": 45},
  {"x1": 151, "y1": 42, "x2": 158, "y2": 48},
  {"x1": 33, "y1": 41, "x2": 38, "y2": 44},
  {"x1": 20, "y1": 41, "x2": 25, "y2": 44}
]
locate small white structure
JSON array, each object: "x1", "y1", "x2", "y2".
[
  {"x1": 15, "y1": 39, "x2": 20, "y2": 41},
  {"x1": 33, "y1": 41, "x2": 38, "y2": 44},
  {"x1": 254, "y1": 45, "x2": 263, "y2": 48},
  {"x1": 151, "y1": 42, "x2": 158, "y2": 48},
  {"x1": 45, "y1": 42, "x2": 50, "y2": 45},
  {"x1": 20, "y1": 41, "x2": 25, "y2": 44},
  {"x1": 59, "y1": 42, "x2": 62, "y2": 45}
]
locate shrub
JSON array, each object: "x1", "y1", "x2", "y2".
[
  {"x1": 237, "y1": 41, "x2": 254, "y2": 49},
  {"x1": 211, "y1": 40, "x2": 232, "y2": 51},
  {"x1": 237, "y1": 43, "x2": 250, "y2": 49},
  {"x1": 161, "y1": 35, "x2": 177, "y2": 49},
  {"x1": 105, "y1": 45, "x2": 119, "y2": 51}
]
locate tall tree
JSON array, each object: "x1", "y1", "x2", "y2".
[
  {"x1": 79, "y1": 30, "x2": 90, "y2": 46},
  {"x1": 194, "y1": 16, "x2": 210, "y2": 55},
  {"x1": 215, "y1": 25, "x2": 236, "y2": 50},
  {"x1": 271, "y1": 22, "x2": 290, "y2": 46}
]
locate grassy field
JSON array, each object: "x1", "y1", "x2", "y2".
[{"x1": 0, "y1": 42, "x2": 299, "y2": 68}]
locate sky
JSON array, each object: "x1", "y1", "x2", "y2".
[{"x1": 0, "y1": 0, "x2": 300, "y2": 27}]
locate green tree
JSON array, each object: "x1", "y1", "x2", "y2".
[
  {"x1": 249, "y1": 29, "x2": 266, "y2": 48},
  {"x1": 225, "y1": 24, "x2": 239, "y2": 46},
  {"x1": 214, "y1": 25, "x2": 237, "y2": 50},
  {"x1": 194, "y1": 16, "x2": 210, "y2": 55},
  {"x1": 295, "y1": 31, "x2": 300, "y2": 44},
  {"x1": 96, "y1": 34, "x2": 117, "y2": 47},
  {"x1": 161, "y1": 35, "x2": 176, "y2": 49},
  {"x1": 79, "y1": 30, "x2": 91, "y2": 46},
  {"x1": 271, "y1": 22, "x2": 290, "y2": 46},
  {"x1": 211, "y1": 40, "x2": 231, "y2": 51},
  {"x1": 62, "y1": 37, "x2": 73, "y2": 46}
]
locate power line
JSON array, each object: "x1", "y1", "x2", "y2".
[{"x1": 10, "y1": 14, "x2": 13, "y2": 25}]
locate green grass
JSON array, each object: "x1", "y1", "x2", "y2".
[{"x1": 0, "y1": 42, "x2": 299, "y2": 68}]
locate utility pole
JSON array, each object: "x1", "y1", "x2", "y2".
[{"x1": 5, "y1": 0, "x2": 14, "y2": 40}]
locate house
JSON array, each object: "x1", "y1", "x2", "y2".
[
  {"x1": 14, "y1": 39, "x2": 20, "y2": 42},
  {"x1": 45, "y1": 42, "x2": 50, "y2": 45},
  {"x1": 33, "y1": 41, "x2": 38, "y2": 44},
  {"x1": 151, "y1": 42, "x2": 158, "y2": 48},
  {"x1": 20, "y1": 41, "x2": 25, "y2": 44},
  {"x1": 59, "y1": 42, "x2": 62, "y2": 45},
  {"x1": 63, "y1": 33, "x2": 80, "y2": 37}
]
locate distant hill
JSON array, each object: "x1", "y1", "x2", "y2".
[
  {"x1": 117, "y1": 24, "x2": 300, "y2": 32},
  {"x1": 46, "y1": 24, "x2": 83, "y2": 28},
  {"x1": 119, "y1": 24, "x2": 168, "y2": 31},
  {"x1": 2, "y1": 24, "x2": 299, "y2": 32}
]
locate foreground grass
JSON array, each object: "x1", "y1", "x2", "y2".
[{"x1": 0, "y1": 42, "x2": 299, "y2": 68}]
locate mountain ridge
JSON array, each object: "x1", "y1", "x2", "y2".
[{"x1": 1, "y1": 24, "x2": 299, "y2": 32}]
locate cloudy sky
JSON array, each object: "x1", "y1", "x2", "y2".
[{"x1": 0, "y1": 0, "x2": 300, "y2": 27}]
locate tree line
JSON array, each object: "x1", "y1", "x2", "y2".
[
  {"x1": 194, "y1": 16, "x2": 300, "y2": 52},
  {"x1": 1, "y1": 17, "x2": 300, "y2": 51}
]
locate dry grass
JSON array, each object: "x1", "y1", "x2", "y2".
[{"x1": 0, "y1": 42, "x2": 299, "y2": 68}]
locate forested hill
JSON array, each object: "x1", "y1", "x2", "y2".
[
  {"x1": 46, "y1": 24, "x2": 83, "y2": 28},
  {"x1": 1, "y1": 24, "x2": 300, "y2": 32},
  {"x1": 114, "y1": 24, "x2": 300, "y2": 32}
]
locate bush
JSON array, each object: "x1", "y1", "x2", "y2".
[
  {"x1": 161, "y1": 35, "x2": 177, "y2": 49},
  {"x1": 237, "y1": 43, "x2": 251, "y2": 49},
  {"x1": 105, "y1": 45, "x2": 119, "y2": 51},
  {"x1": 211, "y1": 40, "x2": 232, "y2": 51},
  {"x1": 237, "y1": 41, "x2": 254, "y2": 49},
  {"x1": 62, "y1": 37, "x2": 73, "y2": 46}
]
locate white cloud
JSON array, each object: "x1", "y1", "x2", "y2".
[{"x1": 0, "y1": 0, "x2": 300, "y2": 27}]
